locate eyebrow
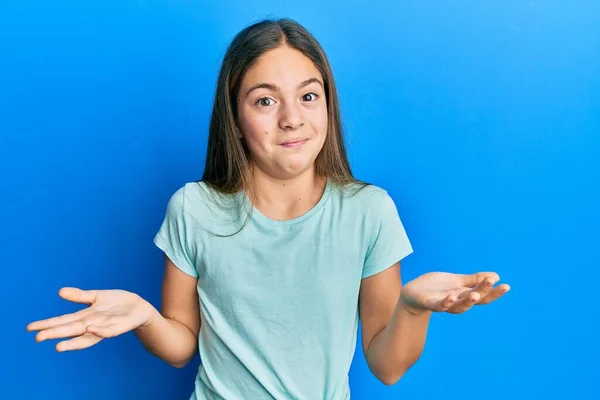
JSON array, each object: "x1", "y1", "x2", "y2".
[{"x1": 245, "y1": 77, "x2": 323, "y2": 98}]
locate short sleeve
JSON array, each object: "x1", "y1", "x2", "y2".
[
  {"x1": 153, "y1": 186, "x2": 199, "y2": 278},
  {"x1": 362, "y1": 191, "x2": 413, "y2": 279}
]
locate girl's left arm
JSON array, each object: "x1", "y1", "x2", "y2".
[
  {"x1": 359, "y1": 261, "x2": 510, "y2": 385},
  {"x1": 359, "y1": 261, "x2": 430, "y2": 386}
]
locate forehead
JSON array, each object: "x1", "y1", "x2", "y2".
[{"x1": 241, "y1": 45, "x2": 322, "y2": 87}]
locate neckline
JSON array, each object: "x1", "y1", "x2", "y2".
[{"x1": 243, "y1": 179, "x2": 332, "y2": 227}]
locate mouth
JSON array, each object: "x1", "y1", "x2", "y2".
[{"x1": 280, "y1": 138, "x2": 308, "y2": 148}]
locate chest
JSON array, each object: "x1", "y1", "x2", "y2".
[{"x1": 196, "y1": 216, "x2": 370, "y2": 317}]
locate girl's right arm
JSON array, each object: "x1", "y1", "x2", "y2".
[
  {"x1": 134, "y1": 256, "x2": 200, "y2": 368},
  {"x1": 26, "y1": 256, "x2": 200, "y2": 369}
]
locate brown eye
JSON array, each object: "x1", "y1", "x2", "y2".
[
  {"x1": 302, "y1": 93, "x2": 319, "y2": 102},
  {"x1": 256, "y1": 97, "x2": 275, "y2": 107}
]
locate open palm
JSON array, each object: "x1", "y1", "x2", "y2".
[
  {"x1": 26, "y1": 287, "x2": 155, "y2": 351},
  {"x1": 400, "y1": 272, "x2": 510, "y2": 314}
]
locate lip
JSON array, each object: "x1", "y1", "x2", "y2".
[{"x1": 280, "y1": 138, "x2": 308, "y2": 148}]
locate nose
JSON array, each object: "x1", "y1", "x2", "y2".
[{"x1": 278, "y1": 101, "x2": 304, "y2": 131}]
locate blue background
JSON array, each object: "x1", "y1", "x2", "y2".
[{"x1": 2, "y1": 1, "x2": 599, "y2": 399}]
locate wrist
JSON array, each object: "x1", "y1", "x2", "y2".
[
  {"x1": 397, "y1": 296, "x2": 431, "y2": 317},
  {"x1": 137, "y1": 296, "x2": 160, "y2": 329}
]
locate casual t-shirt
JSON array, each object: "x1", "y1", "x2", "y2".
[{"x1": 153, "y1": 179, "x2": 413, "y2": 400}]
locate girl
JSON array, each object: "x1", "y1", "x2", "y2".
[{"x1": 27, "y1": 18, "x2": 510, "y2": 400}]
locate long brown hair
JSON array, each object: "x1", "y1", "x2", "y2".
[{"x1": 201, "y1": 17, "x2": 363, "y2": 194}]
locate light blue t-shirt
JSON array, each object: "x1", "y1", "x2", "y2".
[{"x1": 153, "y1": 179, "x2": 413, "y2": 400}]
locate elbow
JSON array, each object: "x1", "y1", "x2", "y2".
[
  {"x1": 371, "y1": 363, "x2": 407, "y2": 386},
  {"x1": 377, "y1": 370, "x2": 406, "y2": 386},
  {"x1": 169, "y1": 361, "x2": 188, "y2": 369},
  {"x1": 366, "y1": 337, "x2": 425, "y2": 387},
  {"x1": 381, "y1": 376, "x2": 400, "y2": 386},
  {"x1": 167, "y1": 352, "x2": 196, "y2": 369},
  {"x1": 375, "y1": 356, "x2": 421, "y2": 386}
]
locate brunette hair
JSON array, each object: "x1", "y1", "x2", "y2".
[{"x1": 201, "y1": 17, "x2": 364, "y2": 193}]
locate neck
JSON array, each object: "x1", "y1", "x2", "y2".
[{"x1": 247, "y1": 167, "x2": 327, "y2": 221}]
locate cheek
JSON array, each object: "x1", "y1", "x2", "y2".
[
  {"x1": 313, "y1": 107, "x2": 329, "y2": 137},
  {"x1": 240, "y1": 110, "x2": 270, "y2": 138}
]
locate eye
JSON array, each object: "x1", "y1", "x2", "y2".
[
  {"x1": 255, "y1": 97, "x2": 275, "y2": 107},
  {"x1": 302, "y1": 92, "x2": 319, "y2": 102}
]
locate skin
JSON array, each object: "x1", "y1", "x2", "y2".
[
  {"x1": 26, "y1": 44, "x2": 511, "y2": 385},
  {"x1": 235, "y1": 46, "x2": 511, "y2": 383},
  {"x1": 236, "y1": 44, "x2": 329, "y2": 221}
]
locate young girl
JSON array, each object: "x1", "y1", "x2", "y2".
[{"x1": 27, "y1": 18, "x2": 510, "y2": 400}]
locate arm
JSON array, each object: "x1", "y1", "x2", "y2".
[
  {"x1": 134, "y1": 255, "x2": 200, "y2": 368},
  {"x1": 359, "y1": 261, "x2": 431, "y2": 385},
  {"x1": 360, "y1": 262, "x2": 510, "y2": 385},
  {"x1": 26, "y1": 255, "x2": 201, "y2": 367}
]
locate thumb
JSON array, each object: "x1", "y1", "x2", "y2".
[
  {"x1": 456, "y1": 272, "x2": 500, "y2": 288},
  {"x1": 59, "y1": 287, "x2": 98, "y2": 305},
  {"x1": 86, "y1": 324, "x2": 118, "y2": 338}
]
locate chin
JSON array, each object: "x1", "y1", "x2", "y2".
[
  {"x1": 274, "y1": 162, "x2": 314, "y2": 179},
  {"x1": 283, "y1": 155, "x2": 317, "y2": 172}
]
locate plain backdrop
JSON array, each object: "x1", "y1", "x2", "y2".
[{"x1": 2, "y1": 1, "x2": 599, "y2": 399}]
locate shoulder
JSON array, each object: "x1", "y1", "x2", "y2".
[
  {"x1": 163, "y1": 181, "x2": 248, "y2": 233},
  {"x1": 329, "y1": 181, "x2": 394, "y2": 210},
  {"x1": 328, "y1": 180, "x2": 404, "y2": 230},
  {"x1": 162, "y1": 182, "x2": 202, "y2": 213}
]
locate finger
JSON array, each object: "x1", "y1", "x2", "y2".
[
  {"x1": 471, "y1": 275, "x2": 499, "y2": 299},
  {"x1": 421, "y1": 294, "x2": 450, "y2": 311},
  {"x1": 447, "y1": 290, "x2": 481, "y2": 314},
  {"x1": 27, "y1": 308, "x2": 93, "y2": 332},
  {"x1": 56, "y1": 333, "x2": 103, "y2": 352},
  {"x1": 85, "y1": 324, "x2": 120, "y2": 338},
  {"x1": 35, "y1": 320, "x2": 88, "y2": 342},
  {"x1": 456, "y1": 272, "x2": 500, "y2": 288},
  {"x1": 436, "y1": 293, "x2": 458, "y2": 311},
  {"x1": 456, "y1": 288, "x2": 473, "y2": 300},
  {"x1": 58, "y1": 287, "x2": 98, "y2": 305},
  {"x1": 478, "y1": 284, "x2": 511, "y2": 305}
]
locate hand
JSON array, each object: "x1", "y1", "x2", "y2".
[
  {"x1": 26, "y1": 287, "x2": 157, "y2": 352},
  {"x1": 399, "y1": 272, "x2": 510, "y2": 315}
]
